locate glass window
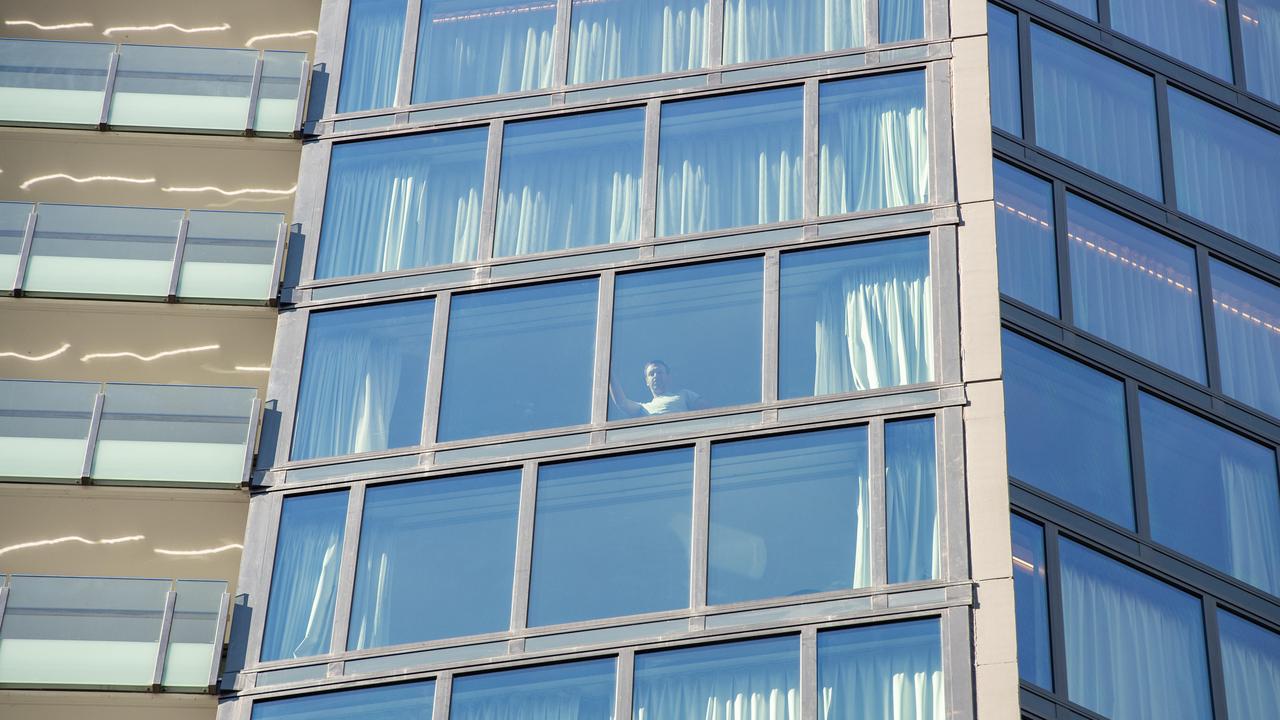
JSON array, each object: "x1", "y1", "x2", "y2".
[
  {"x1": 708, "y1": 427, "x2": 870, "y2": 605},
  {"x1": 988, "y1": 5, "x2": 1022, "y2": 136},
  {"x1": 569, "y1": 0, "x2": 708, "y2": 83},
  {"x1": 1110, "y1": 0, "x2": 1231, "y2": 79},
  {"x1": 412, "y1": 0, "x2": 556, "y2": 104},
  {"x1": 1170, "y1": 89, "x2": 1280, "y2": 256},
  {"x1": 1059, "y1": 540, "x2": 1212, "y2": 720},
  {"x1": 316, "y1": 129, "x2": 487, "y2": 280},
  {"x1": 348, "y1": 470, "x2": 521, "y2": 650},
  {"x1": 1140, "y1": 393, "x2": 1280, "y2": 595},
  {"x1": 633, "y1": 635, "x2": 799, "y2": 719},
  {"x1": 820, "y1": 70, "x2": 929, "y2": 215},
  {"x1": 261, "y1": 492, "x2": 348, "y2": 662},
  {"x1": 1218, "y1": 610, "x2": 1280, "y2": 720},
  {"x1": 292, "y1": 300, "x2": 434, "y2": 461},
  {"x1": 723, "y1": 0, "x2": 866, "y2": 65},
  {"x1": 880, "y1": 0, "x2": 924, "y2": 43},
  {"x1": 450, "y1": 659, "x2": 616, "y2": 720},
  {"x1": 496, "y1": 108, "x2": 644, "y2": 257},
  {"x1": 1048, "y1": 0, "x2": 1097, "y2": 19},
  {"x1": 818, "y1": 618, "x2": 943, "y2": 720},
  {"x1": 609, "y1": 258, "x2": 762, "y2": 420},
  {"x1": 1240, "y1": 0, "x2": 1280, "y2": 105},
  {"x1": 252, "y1": 681, "x2": 435, "y2": 719},
  {"x1": 1030, "y1": 25, "x2": 1162, "y2": 200},
  {"x1": 1011, "y1": 515, "x2": 1052, "y2": 690},
  {"x1": 993, "y1": 160, "x2": 1058, "y2": 315},
  {"x1": 528, "y1": 449, "x2": 693, "y2": 626},
  {"x1": 338, "y1": 0, "x2": 407, "y2": 113},
  {"x1": 1002, "y1": 330, "x2": 1133, "y2": 528},
  {"x1": 1210, "y1": 260, "x2": 1280, "y2": 419},
  {"x1": 779, "y1": 236, "x2": 933, "y2": 398},
  {"x1": 1066, "y1": 193, "x2": 1206, "y2": 382},
  {"x1": 886, "y1": 417, "x2": 937, "y2": 583},
  {"x1": 657, "y1": 86, "x2": 803, "y2": 236},
  {"x1": 437, "y1": 278, "x2": 598, "y2": 441}
]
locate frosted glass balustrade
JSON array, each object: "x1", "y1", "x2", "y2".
[
  {"x1": 0, "y1": 39, "x2": 112, "y2": 125},
  {"x1": 23, "y1": 204, "x2": 181, "y2": 297},
  {"x1": 0, "y1": 380, "x2": 98, "y2": 481},
  {"x1": 0, "y1": 202, "x2": 33, "y2": 290},
  {"x1": 178, "y1": 211, "x2": 284, "y2": 301}
]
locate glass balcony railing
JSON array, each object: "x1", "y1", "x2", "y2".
[
  {"x1": 0, "y1": 380, "x2": 259, "y2": 488},
  {"x1": 0, "y1": 574, "x2": 228, "y2": 691},
  {"x1": 0, "y1": 38, "x2": 307, "y2": 136},
  {"x1": 2, "y1": 201, "x2": 285, "y2": 303}
]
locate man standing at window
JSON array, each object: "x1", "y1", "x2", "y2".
[{"x1": 610, "y1": 360, "x2": 702, "y2": 416}]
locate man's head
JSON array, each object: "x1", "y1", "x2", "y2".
[{"x1": 643, "y1": 360, "x2": 671, "y2": 397}]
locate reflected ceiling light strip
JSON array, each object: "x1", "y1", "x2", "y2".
[
  {"x1": 103, "y1": 22, "x2": 230, "y2": 36},
  {"x1": 4, "y1": 20, "x2": 94, "y2": 30},
  {"x1": 154, "y1": 543, "x2": 243, "y2": 556},
  {"x1": 244, "y1": 29, "x2": 317, "y2": 47},
  {"x1": 234, "y1": 365, "x2": 271, "y2": 372},
  {"x1": 81, "y1": 343, "x2": 220, "y2": 362},
  {"x1": 161, "y1": 184, "x2": 296, "y2": 197},
  {"x1": 0, "y1": 534, "x2": 145, "y2": 556},
  {"x1": 20, "y1": 173, "x2": 156, "y2": 190},
  {"x1": 0, "y1": 343, "x2": 71, "y2": 361}
]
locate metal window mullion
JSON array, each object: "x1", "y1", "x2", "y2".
[
  {"x1": 1096, "y1": 0, "x2": 1113, "y2": 28},
  {"x1": 933, "y1": 227, "x2": 961, "y2": 385},
  {"x1": 245, "y1": 56, "x2": 265, "y2": 133},
  {"x1": 615, "y1": 647, "x2": 636, "y2": 720},
  {"x1": 477, "y1": 120, "x2": 505, "y2": 263},
  {"x1": 1203, "y1": 597, "x2": 1231, "y2": 720},
  {"x1": 640, "y1": 99, "x2": 662, "y2": 240},
  {"x1": 691, "y1": 439, "x2": 711, "y2": 611},
  {"x1": 762, "y1": 251, "x2": 780, "y2": 404},
  {"x1": 802, "y1": 79, "x2": 820, "y2": 220},
  {"x1": 99, "y1": 49, "x2": 120, "y2": 128},
  {"x1": 800, "y1": 627, "x2": 818, "y2": 720},
  {"x1": 298, "y1": 141, "x2": 334, "y2": 286},
  {"x1": 1195, "y1": 246, "x2": 1223, "y2": 393},
  {"x1": 1153, "y1": 76, "x2": 1178, "y2": 210},
  {"x1": 10, "y1": 208, "x2": 37, "y2": 294},
  {"x1": 328, "y1": 482, "x2": 366, "y2": 655},
  {"x1": 1225, "y1": 0, "x2": 1248, "y2": 93},
  {"x1": 868, "y1": 418, "x2": 888, "y2": 588},
  {"x1": 1124, "y1": 378, "x2": 1152, "y2": 539},
  {"x1": 1017, "y1": 12, "x2": 1036, "y2": 147},
  {"x1": 420, "y1": 292, "x2": 452, "y2": 447},
  {"x1": 1052, "y1": 179, "x2": 1073, "y2": 324},
  {"x1": 207, "y1": 590, "x2": 232, "y2": 689},
  {"x1": 151, "y1": 589, "x2": 178, "y2": 689},
  {"x1": 591, "y1": 272, "x2": 616, "y2": 426},
  {"x1": 322, "y1": 0, "x2": 353, "y2": 119},
  {"x1": 708, "y1": 0, "x2": 726, "y2": 68},
  {"x1": 80, "y1": 391, "x2": 106, "y2": 481},
  {"x1": 938, "y1": 406, "x2": 968, "y2": 583},
  {"x1": 167, "y1": 217, "x2": 190, "y2": 300},
  {"x1": 553, "y1": 0, "x2": 573, "y2": 88},
  {"x1": 291, "y1": 54, "x2": 310, "y2": 135},
  {"x1": 509, "y1": 461, "x2": 539, "y2": 633},
  {"x1": 397, "y1": 0, "x2": 424, "y2": 107},
  {"x1": 239, "y1": 396, "x2": 264, "y2": 486},
  {"x1": 866, "y1": 0, "x2": 880, "y2": 48},
  {"x1": 267, "y1": 219, "x2": 289, "y2": 304},
  {"x1": 1044, "y1": 523, "x2": 1070, "y2": 698},
  {"x1": 433, "y1": 671, "x2": 453, "y2": 720}
]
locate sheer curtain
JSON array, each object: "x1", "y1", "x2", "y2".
[
  {"x1": 1219, "y1": 611, "x2": 1280, "y2": 720},
  {"x1": 993, "y1": 160, "x2": 1058, "y2": 315},
  {"x1": 414, "y1": 0, "x2": 555, "y2": 103},
  {"x1": 819, "y1": 621, "x2": 943, "y2": 720},
  {"x1": 293, "y1": 334, "x2": 399, "y2": 459},
  {"x1": 1211, "y1": 261, "x2": 1280, "y2": 419},
  {"x1": 569, "y1": 0, "x2": 708, "y2": 83},
  {"x1": 634, "y1": 644, "x2": 798, "y2": 720},
  {"x1": 1221, "y1": 453, "x2": 1280, "y2": 596},
  {"x1": 1241, "y1": 0, "x2": 1280, "y2": 105},
  {"x1": 260, "y1": 493, "x2": 347, "y2": 662},
  {"x1": 337, "y1": 0, "x2": 406, "y2": 113},
  {"x1": 722, "y1": 0, "x2": 865, "y2": 65},
  {"x1": 886, "y1": 419, "x2": 938, "y2": 584},
  {"x1": 879, "y1": 0, "x2": 924, "y2": 43},
  {"x1": 1109, "y1": 0, "x2": 1231, "y2": 79}
]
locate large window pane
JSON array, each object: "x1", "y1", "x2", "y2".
[
  {"x1": 779, "y1": 236, "x2": 933, "y2": 398},
  {"x1": 1048, "y1": 0, "x2": 1097, "y2": 19},
  {"x1": 708, "y1": 427, "x2": 870, "y2": 605},
  {"x1": 412, "y1": 0, "x2": 555, "y2": 103},
  {"x1": 569, "y1": 0, "x2": 708, "y2": 83},
  {"x1": 1170, "y1": 89, "x2": 1280, "y2": 256},
  {"x1": 1011, "y1": 515, "x2": 1052, "y2": 690},
  {"x1": 292, "y1": 300, "x2": 434, "y2": 461},
  {"x1": 252, "y1": 681, "x2": 435, "y2": 719},
  {"x1": 261, "y1": 492, "x2": 348, "y2": 662},
  {"x1": 316, "y1": 128, "x2": 487, "y2": 279},
  {"x1": 348, "y1": 470, "x2": 521, "y2": 650},
  {"x1": 818, "y1": 619, "x2": 943, "y2": 720},
  {"x1": 657, "y1": 87, "x2": 803, "y2": 236},
  {"x1": 1002, "y1": 330, "x2": 1133, "y2": 527},
  {"x1": 1241, "y1": 0, "x2": 1280, "y2": 105},
  {"x1": 1067, "y1": 193, "x2": 1206, "y2": 382},
  {"x1": 880, "y1": 0, "x2": 924, "y2": 43},
  {"x1": 820, "y1": 70, "x2": 929, "y2": 214},
  {"x1": 723, "y1": 0, "x2": 865, "y2": 65},
  {"x1": 451, "y1": 659, "x2": 616, "y2": 720},
  {"x1": 633, "y1": 636, "x2": 799, "y2": 720},
  {"x1": 1211, "y1": 260, "x2": 1280, "y2": 419},
  {"x1": 1110, "y1": 0, "x2": 1231, "y2": 79},
  {"x1": 609, "y1": 258, "x2": 762, "y2": 420},
  {"x1": 1059, "y1": 540, "x2": 1211, "y2": 720},
  {"x1": 338, "y1": 0, "x2": 407, "y2": 112},
  {"x1": 1218, "y1": 610, "x2": 1280, "y2": 720},
  {"x1": 1030, "y1": 26, "x2": 1162, "y2": 200},
  {"x1": 886, "y1": 417, "x2": 937, "y2": 583},
  {"x1": 993, "y1": 160, "x2": 1058, "y2": 316},
  {"x1": 437, "y1": 278, "x2": 597, "y2": 441},
  {"x1": 496, "y1": 108, "x2": 643, "y2": 257},
  {"x1": 528, "y1": 449, "x2": 692, "y2": 626},
  {"x1": 1140, "y1": 393, "x2": 1280, "y2": 595},
  {"x1": 988, "y1": 5, "x2": 1022, "y2": 136}
]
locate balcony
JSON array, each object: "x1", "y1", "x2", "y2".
[
  {"x1": 0, "y1": 574, "x2": 228, "y2": 691},
  {"x1": 0, "y1": 39, "x2": 308, "y2": 136},
  {"x1": 0, "y1": 202, "x2": 285, "y2": 304},
  {"x1": 0, "y1": 380, "x2": 259, "y2": 488}
]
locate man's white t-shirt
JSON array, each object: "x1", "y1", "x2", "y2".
[{"x1": 641, "y1": 389, "x2": 700, "y2": 415}]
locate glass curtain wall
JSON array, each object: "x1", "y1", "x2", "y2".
[
  {"x1": 568, "y1": 0, "x2": 709, "y2": 83},
  {"x1": 338, "y1": 0, "x2": 407, "y2": 112},
  {"x1": 261, "y1": 492, "x2": 349, "y2": 662}
]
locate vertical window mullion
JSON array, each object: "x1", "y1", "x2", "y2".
[
  {"x1": 328, "y1": 482, "x2": 367, "y2": 654},
  {"x1": 477, "y1": 120, "x2": 504, "y2": 264},
  {"x1": 509, "y1": 461, "x2": 539, "y2": 636},
  {"x1": 1202, "y1": 597, "x2": 1231, "y2": 720},
  {"x1": 1043, "y1": 523, "x2": 1070, "y2": 699},
  {"x1": 762, "y1": 251, "x2": 780, "y2": 405},
  {"x1": 868, "y1": 418, "x2": 888, "y2": 588},
  {"x1": 1096, "y1": 0, "x2": 1113, "y2": 28},
  {"x1": 250, "y1": 492, "x2": 285, "y2": 666},
  {"x1": 640, "y1": 99, "x2": 661, "y2": 240},
  {"x1": 591, "y1": 271, "x2": 616, "y2": 427},
  {"x1": 1052, "y1": 179, "x2": 1073, "y2": 327},
  {"x1": 708, "y1": 0, "x2": 726, "y2": 67},
  {"x1": 1224, "y1": 0, "x2": 1249, "y2": 92},
  {"x1": 433, "y1": 671, "x2": 453, "y2": 720},
  {"x1": 396, "y1": 0, "x2": 423, "y2": 107},
  {"x1": 1017, "y1": 11, "x2": 1036, "y2": 147},
  {"x1": 1153, "y1": 76, "x2": 1179, "y2": 211},
  {"x1": 552, "y1": 0, "x2": 573, "y2": 88},
  {"x1": 690, "y1": 439, "x2": 711, "y2": 611},
  {"x1": 800, "y1": 627, "x2": 819, "y2": 720},
  {"x1": 615, "y1": 648, "x2": 636, "y2": 720},
  {"x1": 803, "y1": 79, "x2": 819, "y2": 221},
  {"x1": 867, "y1": 0, "x2": 881, "y2": 47},
  {"x1": 420, "y1": 292, "x2": 451, "y2": 447},
  {"x1": 1124, "y1": 378, "x2": 1152, "y2": 539},
  {"x1": 1195, "y1": 246, "x2": 1224, "y2": 393}
]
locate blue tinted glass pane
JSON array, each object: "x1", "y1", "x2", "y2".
[
  {"x1": 451, "y1": 659, "x2": 616, "y2": 720},
  {"x1": 820, "y1": 70, "x2": 928, "y2": 214},
  {"x1": 1011, "y1": 515, "x2": 1053, "y2": 690},
  {"x1": 1067, "y1": 194, "x2": 1205, "y2": 382},
  {"x1": 337, "y1": 0, "x2": 406, "y2": 113},
  {"x1": 779, "y1": 237, "x2": 933, "y2": 398},
  {"x1": 1048, "y1": 0, "x2": 1097, "y2": 19},
  {"x1": 1030, "y1": 26, "x2": 1162, "y2": 200},
  {"x1": 634, "y1": 636, "x2": 799, "y2": 719},
  {"x1": 886, "y1": 417, "x2": 937, "y2": 583},
  {"x1": 437, "y1": 279, "x2": 597, "y2": 441},
  {"x1": 1111, "y1": 0, "x2": 1231, "y2": 79},
  {"x1": 1210, "y1": 260, "x2": 1280, "y2": 419},
  {"x1": 1170, "y1": 89, "x2": 1280, "y2": 256},
  {"x1": 252, "y1": 681, "x2": 434, "y2": 719},
  {"x1": 1241, "y1": 0, "x2": 1280, "y2": 105},
  {"x1": 293, "y1": 300, "x2": 433, "y2": 461},
  {"x1": 413, "y1": 0, "x2": 556, "y2": 103},
  {"x1": 993, "y1": 160, "x2": 1058, "y2": 315},
  {"x1": 569, "y1": 0, "x2": 709, "y2": 82},
  {"x1": 1059, "y1": 540, "x2": 1212, "y2": 720},
  {"x1": 261, "y1": 492, "x2": 348, "y2": 662},
  {"x1": 1140, "y1": 393, "x2": 1280, "y2": 595},
  {"x1": 348, "y1": 470, "x2": 521, "y2": 650},
  {"x1": 316, "y1": 129, "x2": 487, "y2": 279},
  {"x1": 1002, "y1": 330, "x2": 1133, "y2": 527},
  {"x1": 657, "y1": 87, "x2": 803, "y2": 236},
  {"x1": 818, "y1": 619, "x2": 942, "y2": 720},
  {"x1": 988, "y1": 5, "x2": 1022, "y2": 136},
  {"x1": 1219, "y1": 610, "x2": 1280, "y2": 719},
  {"x1": 496, "y1": 108, "x2": 643, "y2": 257},
  {"x1": 723, "y1": 0, "x2": 866, "y2": 64},
  {"x1": 528, "y1": 449, "x2": 692, "y2": 626},
  {"x1": 708, "y1": 427, "x2": 869, "y2": 605},
  {"x1": 609, "y1": 258, "x2": 762, "y2": 420},
  {"x1": 880, "y1": 0, "x2": 923, "y2": 42}
]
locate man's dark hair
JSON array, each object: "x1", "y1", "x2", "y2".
[{"x1": 644, "y1": 359, "x2": 669, "y2": 372}]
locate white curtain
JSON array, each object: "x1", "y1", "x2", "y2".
[
  {"x1": 820, "y1": 629, "x2": 942, "y2": 720},
  {"x1": 722, "y1": 0, "x2": 865, "y2": 65},
  {"x1": 1221, "y1": 453, "x2": 1280, "y2": 596},
  {"x1": 879, "y1": 0, "x2": 923, "y2": 43},
  {"x1": 635, "y1": 665, "x2": 798, "y2": 720},
  {"x1": 819, "y1": 77, "x2": 928, "y2": 215},
  {"x1": 886, "y1": 420, "x2": 938, "y2": 584},
  {"x1": 1108, "y1": 0, "x2": 1231, "y2": 78},
  {"x1": 1241, "y1": 0, "x2": 1280, "y2": 105},
  {"x1": 451, "y1": 690, "x2": 600, "y2": 720},
  {"x1": 1219, "y1": 612, "x2": 1280, "y2": 720},
  {"x1": 1211, "y1": 266, "x2": 1280, "y2": 419},
  {"x1": 293, "y1": 334, "x2": 401, "y2": 460},
  {"x1": 569, "y1": 0, "x2": 708, "y2": 83},
  {"x1": 337, "y1": 0, "x2": 406, "y2": 112},
  {"x1": 415, "y1": 0, "x2": 555, "y2": 102},
  {"x1": 261, "y1": 495, "x2": 346, "y2": 661}
]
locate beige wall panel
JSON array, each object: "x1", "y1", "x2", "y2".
[{"x1": 0, "y1": 690, "x2": 217, "y2": 720}]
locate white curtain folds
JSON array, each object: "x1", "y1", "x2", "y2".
[
  {"x1": 722, "y1": 0, "x2": 866, "y2": 65},
  {"x1": 293, "y1": 334, "x2": 400, "y2": 459},
  {"x1": 635, "y1": 665, "x2": 799, "y2": 720},
  {"x1": 1211, "y1": 262, "x2": 1280, "y2": 419},
  {"x1": 1219, "y1": 612, "x2": 1280, "y2": 720},
  {"x1": 886, "y1": 419, "x2": 938, "y2": 584},
  {"x1": 1221, "y1": 454, "x2": 1280, "y2": 596},
  {"x1": 1109, "y1": 0, "x2": 1231, "y2": 79},
  {"x1": 261, "y1": 495, "x2": 346, "y2": 662},
  {"x1": 819, "y1": 623, "x2": 943, "y2": 720},
  {"x1": 337, "y1": 0, "x2": 405, "y2": 112},
  {"x1": 569, "y1": 0, "x2": 708, "y2": 83},
  {"x1": 1241, "y1": 0, "x2": 1280, "y2": 105},
  {"x1": 415, "y1": 0, "x2": 555, "y2": 102}
]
